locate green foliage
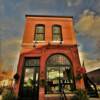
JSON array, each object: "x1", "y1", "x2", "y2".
[
  {"x1": 2, "y1": 89, "x2": 16, "y2": 100},
  {"x1": 74, "y1": 89, "x2": 89, "y2": 100},
  {"x1": 71, "y1": 94, "x2": 80, "y2": 100}
]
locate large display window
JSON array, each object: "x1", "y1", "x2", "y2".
[{"x1": 46, "y1": 54, "x2": 75, "y2": 94}]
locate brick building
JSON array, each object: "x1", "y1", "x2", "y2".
[{"x1": 14, "y1": 15, "x2": 85, "y2": 100}]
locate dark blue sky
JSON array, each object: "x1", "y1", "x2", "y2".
[{"x1": 0, "y1": 0, "x2": 100, "y2": 72}]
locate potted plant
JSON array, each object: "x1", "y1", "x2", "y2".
[
  {"x1": 2, "y1": 88, "x2": 16, "y2": 100},
  {"x1": 75, "y1": 67, "x2": 86, "y2": 80},
  {"x1": 73, "y1": 89, "x2": 89, "y2": 100}
]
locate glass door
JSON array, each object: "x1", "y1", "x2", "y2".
[{"x1": 19, "y1": 57, "x2": 40, "y2": 100}]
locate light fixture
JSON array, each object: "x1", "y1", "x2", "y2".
[
  {"x1": 60, "y1": 41, "x2": 62, "y2": 45},
  {"x1": 48, "y1": 42, "x2": 50, "y2": 46},
  {"x1": 33, "y1": 44, "x2": 36, "y2": 48},
  {"x1": 33, "y1": 41, "x2": 37, "y2": 48}
]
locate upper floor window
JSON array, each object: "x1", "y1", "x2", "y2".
[
  {"x1": 52, "y1": 25, "x2": 62, "y2": 41},
  {"x1": 35, "y1": 24, "x2": 45, "y2": 41}
]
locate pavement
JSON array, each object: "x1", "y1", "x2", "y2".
[
  {"x1": 0, "y1": 95, "x2": 100, "y2": 100},
  {"x1": 89, "y1": 98, "x2": 100, "y2": 100}
]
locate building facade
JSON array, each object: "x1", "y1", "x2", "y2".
[{"x1": 14, "y1": 15, "x2": 85, "y2": 100}]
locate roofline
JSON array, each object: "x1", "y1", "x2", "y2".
[
  {"x1": 25, "y1": 15, "x2": 73, "y2": 18},
  {"x1": 87, "y1": 68, "x2": 100, "y2": 73}
]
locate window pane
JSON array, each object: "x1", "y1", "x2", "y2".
[
  {"x1": 24, "y1": 68, "x2": 39, "y2": 88},
  {"x1": 25, "y1": 58, "x2": 40, "y2": 67},
  {"x1": 35, "y1": 33, "x2": 44, "y2": 41},
  {"x1": 36, "y1": 26, "x2": 44, "y2": 33},
  {"x1": 53, "y1": 25, "x2": 62, "y2": 41},
  {"x1": 47, "y1": 67, "x2": 60, "y2": 93},
  {"x1": 24, "y1": 68, "x2": 34, "y2": 87},
  {"x1": 46, "y1": 66, "x2": 73, "y2": 93},
  {"x1": 34, "y1": 59, "x2": 40, "y2": 66},
  {"x1": 53, "y1": 34, "x2": 61, "y2": 41},
  {"x1": 53, "y1": 26, "x2": 61, "y2": 34},
  {"x1": 47, "y1": 54, "x2": 71, "y2": 66}
]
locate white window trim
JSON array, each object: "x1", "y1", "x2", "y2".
[
  {"x1": 33, "y1": 41, "x2": 46, "y2": 43},
  {"x1": 51, "y1": 41, "x2": 64, "y2": 43}
]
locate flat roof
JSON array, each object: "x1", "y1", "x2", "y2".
[{"x1": 25, "y1": 15, "x2": 73, "y2": 18}]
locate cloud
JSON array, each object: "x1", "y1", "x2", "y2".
[
  {"x1": 0, "y1": 17, "x2": 24, "y2": 37},
  {"x1": 75, "y1": 9, "x2": 100, "y2": 57},
  {"x1": 0, "y1": 59, "x2": 3, "y2": 70},
  {"x1": 1, "y1": 38, "x2": 21, "y2": 71},
  {"x1": 75, "y1": 9, "x2": 100, "y2": 71},
  {"x1": 93, "y1": 0, "x2": 100, "y2": 13},
  {"x1": 13, "y1": 0, "x2": 64, "y2": 16},
  {"x1": 65, "y1": 0, "x2": 82, "y2": 7},
  {"x1": 79, "y1": 51, "x2": 88, "y2": 63},
  {"x1": 78, "y1": 51, "x2": 100, "y2": 72},
  {"x1": 84, "y1": 59, "x2": 100, "y2": 72},
  {"x1": 75, "y1": 9, "x2": 100, "y2": 37},
  {"x1": 0, "y1": 0, "x2": 5, "y2": 15}
]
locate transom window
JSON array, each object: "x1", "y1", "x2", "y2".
[
  {"x1": 35, "y1": 25, "x2": 45, "y2": 41},
  {"x1": 52, "y1": 25, "x2": 62, "y2": 41},
  {"x1": 24, "y1": 58, "x2": 40, "y2": 67}
]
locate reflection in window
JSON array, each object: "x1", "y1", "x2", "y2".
[
  {"x1": 52, "y1": 25, "x2": 62, "y2": 41},
  {"x1": 23, "y1": 58, "x2": 40, "y2": 87},
  {"x1": 24, "y1": 68, "x2": 34, "y2": 87},
  {"x1": 46, "y1": 54, "x2": 75, "y2": 94},
  {"x1": 35, "y1": 25, "x2": 45, "y2": 41}
]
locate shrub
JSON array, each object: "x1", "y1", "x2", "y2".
[
  {"x1": 2, "y1": 88, "x2": 16, "y2": 100},
  {"x1": 71, "y1": 94, "x2": 80, "y2": 100},
  {"x1": 73, "y1": 89, "x2": 89, "y2": 100}
]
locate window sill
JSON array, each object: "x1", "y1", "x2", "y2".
[
  {"x1": 33, "y1": 41, "x2": 46, "y2": 43},
  {"x1": 50, "y1": 41, "x2": 64, "y2": 44}
]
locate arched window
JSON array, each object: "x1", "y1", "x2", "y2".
[
  {"x1": 52, "y1": 25, "x2": 62, "y2": 41},
  {"x1": 46, "y1": 54, "x2": 75, "y2": 94},
  {"x1": 34, "y1": 24, "x2": 45, "y2": 41}
]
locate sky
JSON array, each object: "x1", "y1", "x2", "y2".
[{"x1": 0, "y1": 0, "x2": 100, "y2": 72}]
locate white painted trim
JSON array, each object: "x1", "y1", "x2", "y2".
[{"x1": 33, "y1": 41, "x2": 46, "y2": 43}]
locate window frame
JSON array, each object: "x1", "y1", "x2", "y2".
[
  {"x1": 24, "y1": 57, "x2": 40, "y2": 67},
  {"x1": 52, "y1": 25, "x2": 62, "y2": 41},
  {"x1": 34, "y1": 24, "x2": 45, "y2": 41},
  {"x1": 20, "y1": 57, "x2": 40, "y2": 87},
  {"x1": 45, "y1": 54, "x2": 76, "y2": 94}
]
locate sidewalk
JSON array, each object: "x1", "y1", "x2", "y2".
[{"x1": 89, "y1": 98, "x2": 100, "y2": 100}]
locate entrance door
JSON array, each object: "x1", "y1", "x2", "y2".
[{"x1": 19, "y1": 57, "x2": 40, "y2": 100}]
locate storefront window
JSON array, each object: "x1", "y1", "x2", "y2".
[{"x1": 46, "y1": 54, "x2": 75, "y2": 94}]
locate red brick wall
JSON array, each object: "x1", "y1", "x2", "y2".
[
  {"x1": 14, "y1": 16, "x2": 85, "y2": 99},
  {"x1": 22, "y1": 16, "x2": 77, "y2": 47}
]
